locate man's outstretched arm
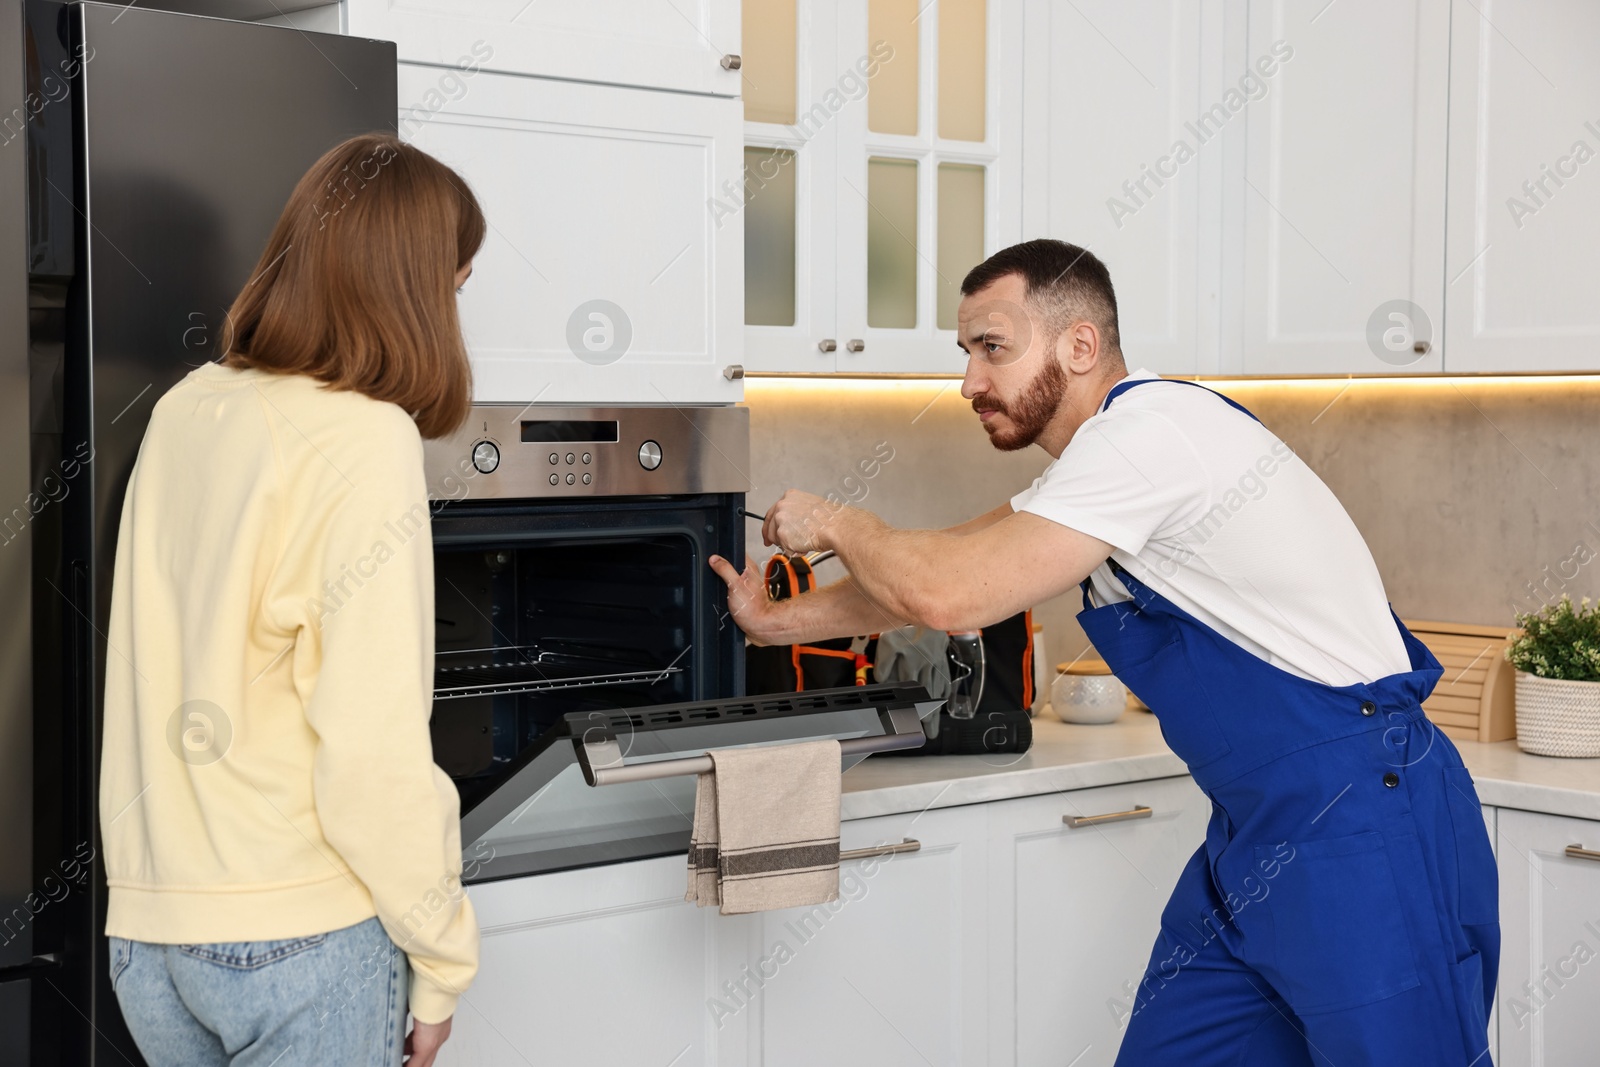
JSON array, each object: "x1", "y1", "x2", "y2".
[
  {"x1": 748, "y1": 490, "x2": 1111, "y2": 633},
  {"x1": 708, "y1": 502, "x2": 1018, "y2": 645}
]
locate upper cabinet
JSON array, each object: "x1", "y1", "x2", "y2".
[
  {"x1": 1019, "y1": 0, "x2": 1216, "y2": 378},
  {"x1": 741, "y1": 0, "x2": 1025, "y2": 374},
  {"x1": 1442, "y1": 0, "x2": 1600, "y2": 373},
  {"x1": 1232, "y1": 0, "x2": 1450, "y2": 375},
  {"x1": 346, "y1": 0, "x2": 742, "y2": 96},
  {"x1": 397, "y1": 66, "x2": 744, "y2": 405}
]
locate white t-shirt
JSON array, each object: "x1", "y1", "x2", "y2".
[{"x1": 1011, "y1": 369, "x2": 1410, "y2": 687}]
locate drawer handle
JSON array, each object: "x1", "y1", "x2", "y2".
[
  {"x1": 1566, "y1": 844, "x2": 1600, "y2": 862},
  {"x1": 839, "y1": 837, "x2": 920, "y2": 862},
  {"x1": 1064, "y1": 805, "x2": 1152, "y2": 829}
]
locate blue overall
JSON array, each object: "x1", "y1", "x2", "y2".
[{"x1": 1082, "y1": 379, "x2": 1499, "y2": 1066}]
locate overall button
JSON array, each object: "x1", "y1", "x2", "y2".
[
  {"x1": 1383, "y1": 772, "x2": 1400, "y2": 788},
  {"x1": 1360, "y1": 700, "x2": 1377, "y2": 717}
]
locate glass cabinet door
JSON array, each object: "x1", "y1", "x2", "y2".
[{"x1": 740, "y1": 0, "x2": 843, "y2": 372}]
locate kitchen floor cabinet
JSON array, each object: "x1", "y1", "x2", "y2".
[
  {"x1": 1495, "y1": 806, "x2": 1600, "y2": 1067},
  {"x1": 1441, "y1": 0, "x2": 1600, "y2": 372},
  {"x1": 984, "y1": 775, "x2": 1213, "y2": 1067},
  {"x1": 744, "y1": 803, "x2": 992, "y2": 1065},
  {"x1": 346, "y1": 0, "x2": 741, "y2": 96},
  {"x1": 396, "y1": 64, "x2": 744, "y2": 405}
]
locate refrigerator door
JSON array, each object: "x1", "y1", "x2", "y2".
[{"x1": 25, "y1": 4, "x2": 397, "y2": 1062}]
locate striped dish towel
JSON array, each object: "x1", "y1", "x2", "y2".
[{"x1": 685, "y1": 739, "x2": 843, "y2": 914}]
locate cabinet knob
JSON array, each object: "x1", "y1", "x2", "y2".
[
  {"x1": 818, "y1": 338, "x2": 838, "y2": 353},
  {"x1": 845, "y1": 338, "x2": 865, "y2": 353},
  {"x1": 721, "y1": 54, "x2": 742, "y2": 70},
  {"x1": 722, "y1": 364, "x2": 744, "y2": 381},
  {"x1": 1413, "y1": 340, "x2": 1431, "y2": 355}
]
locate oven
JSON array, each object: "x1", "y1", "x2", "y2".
[{"x1": 424, "y1": 405, "x2": 931, "y2": 883}]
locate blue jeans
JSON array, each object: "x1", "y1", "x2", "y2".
[{"x1": 109, "y1": 916, "x2": 408, "y2": 1067}]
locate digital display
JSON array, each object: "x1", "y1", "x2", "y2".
[{"x1": 520, "y1": 420, "x2": 620, "y2": 444}]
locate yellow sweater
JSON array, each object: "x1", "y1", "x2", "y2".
[{"x1": 101, "y1": 362, "x2": 478, "y2": 1024}]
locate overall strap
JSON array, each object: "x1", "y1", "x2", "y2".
[{"x1": 1101, "y1": 376, "x2": 1262, "y2": 424}]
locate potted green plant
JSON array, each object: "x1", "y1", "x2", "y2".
[{"x1": 1506, "y1": 596, "x2": 1600, "y2": 758}]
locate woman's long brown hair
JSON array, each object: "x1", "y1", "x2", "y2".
[{"x1": 221, "y1": 133, "x2": 485, "y2": 439}]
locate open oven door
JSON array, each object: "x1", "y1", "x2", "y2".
[{"x1": 455, "y1": 684, "x2": 937, "y2": 883}]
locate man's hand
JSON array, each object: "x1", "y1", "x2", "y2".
[
  {"x1": 762, "y1": 489, "x2": 868, "y2": 554},
  {"x1": 708, "y1": 554, "x2": 786, "y2": 645},
  {"x1": 404, "y1": 1016, "x2": 452, "y2": 1067}
]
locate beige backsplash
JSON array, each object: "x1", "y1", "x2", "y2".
[{"x1": 743, "y1": 375, "x2": 1600, "y2": 676}]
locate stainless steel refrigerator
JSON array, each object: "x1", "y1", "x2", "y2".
[{"x1": 4, "y1": 4, "x2": 396, "y2": 1062}]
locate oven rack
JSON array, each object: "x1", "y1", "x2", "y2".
[{"x1": 433, "y1": 645, "x2": 682, "y2": 701}]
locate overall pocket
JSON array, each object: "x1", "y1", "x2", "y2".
[
  {"x1": 177, "y1": 931, "x2": 327, "y2": 971},
  {"x1": 1256, "y1": 830, "x2": 1421, "y2": 1015},
  {"x1": 107, "y1": 936, "x2": 132, "y2": 991}
]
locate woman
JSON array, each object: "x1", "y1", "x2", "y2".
[{"x1": 99, "y1": 133, "x2": 484, "y2": 1067}]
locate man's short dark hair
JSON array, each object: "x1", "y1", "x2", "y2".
[{"x1": 960, "y1": 239, "x2": 1122, "y2": 357}]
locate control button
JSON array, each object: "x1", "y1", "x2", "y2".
[
  {"x1": 1360, "y1": 700, "x2": 1376, "y2": 717},
  {"x1": 581, "y1": 472, "x2": 592, "y2": 485},
  {"x1": 548, "y1": 473, "x2": 559, "y2": 486},
  {"x1": 1383, "y1": 772, "x2": 1399, "y2": 788},
  {"x1": 470, "y1": 440, "x2": 500, "y2": 474},
  {"x1": 549, "y1": 453, "x2": 559, "y2": 465},
  {"x1": 582, "y1": 452, "x2": 592, "y2": 464},
  {"x1": 565, "y1": 452, "x2": 576, "y2": 465},
  {"x1": 565, "y1": 472, "x2": 575, "y2": 485},
  {"x1": 638, "y1": 440, "x2": 663, "y2": 471}
]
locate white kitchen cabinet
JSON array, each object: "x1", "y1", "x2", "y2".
[
  {"x1": 396, "y1": 64, "x2": 744, "y2": 405},
  {"x1": 741, "y1": 0, "x2": 1024, "y2": 374},
  {"x1": 346, "y1": 0, "x2": 742, "y2": 96},
  {"x1": 1442, "y1": 0, "x2": 1600, "y2": 372},
  {"x1": 1231, "y1": 0, "x2": 1449, "y2": 375},
  {"x1": 439, "y1": 855, "x2": 741, "y2": 1067},
  {"x1": 748, "y1": 803, "x2": 991, "y2": 1065},
  {"x1": 1019, "y1": 0, "x2": 1219, "y2": 377},
  {"x1": 1495, "y1": 807, "x2": 1600, "y2": 1067},
  {"x1": 985, "y1": 775, "x2": 1212, "y2": 1067}
]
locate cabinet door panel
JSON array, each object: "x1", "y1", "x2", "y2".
[
  {"x1": 441, "y1": 857, "x2": 731, "y2": 1066},
  {"x1": 1496, "y1": 807, "x2": 1600, "y2": 1066},
  {"x1": 1443, "y1": 0, "x2": 1600, "y2": 371},
  {"x1": 1238, "y1": 0, "x2": 1448, "y2": 374},
  {"x1": 988, "y1": 775, "x2": 1211, "y2": 1067},
  {"x1": 348, "y1": 0, "x2": 741, "y2": 96},
  {"x1": 397, "y1": 66, "x2": 743, "y2": 405},
  {"x1": 751, "y1": 804, "x2": 990, "y2": 1065},
  {"x1": 1022, "y1": 0, "x2": 1211, "y2": 376}
]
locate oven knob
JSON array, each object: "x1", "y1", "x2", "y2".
[
  {"x1": 638, "y1": 440, "x2": 662, "y2": 470},
  {"x1": 471, "y1": 440, "x2": 500, "y2": 474}
]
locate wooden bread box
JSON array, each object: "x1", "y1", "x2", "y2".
[{"x1": 1402, "y1": 619, "x2": 1518, "y2": 743}]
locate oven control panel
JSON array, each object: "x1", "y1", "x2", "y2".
[{"x1": 424, "y1": 405, "x2": 748, "y2": 501}]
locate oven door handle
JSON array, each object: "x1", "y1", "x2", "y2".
[{"x1": 572, "y1": 701, "x2": 933, "y2": 787}]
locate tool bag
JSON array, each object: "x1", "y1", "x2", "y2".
[{"x1": 744, "y1": 554, "x2": 866, "y2": 693}]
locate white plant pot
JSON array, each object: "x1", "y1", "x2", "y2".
[
  {"x1": 1051, "y1": 671, "x2": 1127, "y2": 725},
  {"x1": 1513, "y1": 671, "x2": 1600, "y2": 758}
]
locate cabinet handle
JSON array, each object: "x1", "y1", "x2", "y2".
[
  {"x1": 818, "y1": 338, "x2": 837, "y2": 353},
  {"x1": 1064, "y1": 805, "x2": 1152, "y2": 829},
  {"x1": 845, "y1": 338, "x2": 865, "y2": 353},
  {"x1": 1566, "y1": 844, "x2": 1600, "y2": 862},
  {"x1": 721, "y1": 54, "x2": 742, "y2": 70},
  {"x1": 839, "y1": 837, "x2": 920, "y2": 862}
]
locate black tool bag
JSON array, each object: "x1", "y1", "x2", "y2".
[{"x1": 744, "y1": 554, "x2": 863, "y2": 693}]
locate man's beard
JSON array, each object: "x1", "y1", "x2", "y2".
[{"x1": 972, "y1": 357, "x2": 1069, "y2": 451}]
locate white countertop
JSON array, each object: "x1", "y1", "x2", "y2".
[{"x1": 840, "y1": 709, "x2": 1600, "y2": 823}]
